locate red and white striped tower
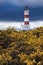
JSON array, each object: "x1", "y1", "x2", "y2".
[
  {"x1": 24, "y1": 5, "x2": 29, "y2": 25},
  {"x1": 21, "y1": 5, "x2": 30, "y2": 30},
  {"x1": 24, "y1": 5, "x2": 30, "y2": 30}
]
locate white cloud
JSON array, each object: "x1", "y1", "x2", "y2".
[{"x1": 0, "y1": 21, "x2": 43, "y2": 30}]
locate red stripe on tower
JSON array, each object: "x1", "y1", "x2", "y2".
[
  {"x1": 24, "y1": 22, "x2": 29, "y2": 25},
  {"x1": 24, "y1": 15, "x2": 29, "y2": 18}
]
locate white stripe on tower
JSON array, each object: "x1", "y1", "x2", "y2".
[
  {"x1": 24, "y1": 12, "x2": 29, "y2": 15},
  {"x1": 24, "y1": 10, "x2": 29, "y2": 15},
  {"x1": 24, "y1": 18, "x2": 29, "y2": 21}
]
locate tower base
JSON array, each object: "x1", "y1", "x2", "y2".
[{"x1": 21, "y1": 24, "x2": 30, "y2": 31}]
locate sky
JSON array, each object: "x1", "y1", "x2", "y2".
[
  {"x1": 0, "y1": 0, "x2": 43, "y2": 7},
  {"x1": 0, "y1": 0, "x2": 43, "y2": 21}
]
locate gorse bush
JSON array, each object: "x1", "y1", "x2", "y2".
[{"x1": 0, "y1": 27, "x2": 43, "y2": 65}]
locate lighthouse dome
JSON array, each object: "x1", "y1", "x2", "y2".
[{"x1": 25, "y1": 5, "x2": 28, "y2": 10}]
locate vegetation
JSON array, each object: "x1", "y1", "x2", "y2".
[{"x1": 0, "y1": 27, "x2": 43, "y2": 65}]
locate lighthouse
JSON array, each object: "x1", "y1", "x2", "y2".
[
  {"x1": 21, "y1": 5, "x2": 30, "y2": 30},
  {"x1": 24, "y1": 5, "x2": 29, "y2": 25}
]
